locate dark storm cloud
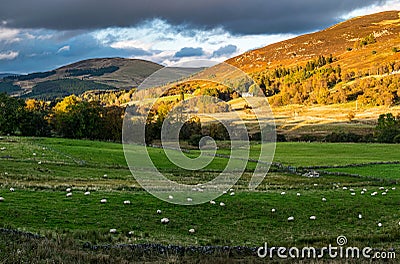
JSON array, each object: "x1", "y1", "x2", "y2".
[
  {"x1": 212, "y1": 45, "x2": 237, "y2": 57},
  {"x1": 174, "y1": 47, "x2": 204, "y2": 57},
  {"x1": 0, "y1": 0, "x2": 385, "y2": 34}
]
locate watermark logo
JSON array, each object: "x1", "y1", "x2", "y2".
[
  {"x1": 122, "y1": 60, "x2": 276, "y2": 205},
  {"x1": 257, "y1": 236, "x2": 396, "y2": 260}
]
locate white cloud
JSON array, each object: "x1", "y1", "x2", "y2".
[
  {"x1": 110, "y1": 40, "x2": 153, "y2": 50},
  {"x1": 0, "y1": 50, "x2": 19, "y2": 60},
  {"x1": 340, "y1": 0, "x2": 400, "y2": 20},
  {"x1": 57, "y1": 45, "x2": 70, "y2": 53},
  {"x1": 0, "y1": 27, "x2": 20, "y2": 43},
  {"x1": 92, "y1": 19, "x2": 296, "y2": 66}
]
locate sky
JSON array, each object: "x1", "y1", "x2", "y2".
[{"x1": 0, "y1": 0, "x2": 399, "y2": 73}]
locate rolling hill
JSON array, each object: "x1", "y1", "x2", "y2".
[{"x1": 0, "y1": 58, "x2": 162, "y2": 100}]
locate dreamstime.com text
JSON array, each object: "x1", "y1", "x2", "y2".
[{"x1": 257, "y1": 236, "x2": 395, "y2": 260}]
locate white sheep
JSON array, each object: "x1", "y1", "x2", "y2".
[
  {"x1": 103, "y1": 174, "x2": 108, "y2": 178},
  {"x1": 378, "y1": 222, "x2": 382, "y2": 227},
  {"x1": 161, "y1": 218, "x2": 169, "y2": 224},
  {"x1": 322, "y1": 198, "x2": 327, "y2": 202},
  {"x1": 84, "y1": 191, "x2": 91, "y2": 195},
  {"x1": 188, "y1": 228, "x2": 195, "y2": 234},
  {"x1": 392, "y1": 187, "x2": 396, "y2": 190},
  {"x1": 38, "y1": 161, "x2": 42, "y2": 165},
  {"x1": 313, "y1": 184, "x2": 318, "y2": 186},
  {"x1": 382, "y1": 192, "x2": 387, "y2": 196},
  {"x1": 128, "y1": 231, "x2": 134, "y2": 236},
  {"x1": 230, "y1": 188, "x2": 234, "y2": 192},
  {"x1": 379, "y1": 187, "x2": 385, "y2": 190},
  {"x1": 296, "y1": 193, "x2": 301, "y2": 196},
  {"x1": 230, "y1": 192, "x2": 235, "y2": 196},
  {"x1": 157, "y1": 209, "x2": 162, "y2": 214},
  {"x1": 109, "y1": 229, "x2": 117, "y2": 234},
  {"x1": 0, "y1": 147, "x2": 6, "y2": 151},
  {"x1": 210, "y1": 200, "x2": 216, "y2": 205},
  {"x1": 168, "y1": 195, "x2": 173, "y2": 200},
  {"x1": 371, "y1": 192, "x2": 378, "y2": 196},
  {"x1": 123, "y1": 200, "x2": 131, "y2": 205},
  {"x1": 219, "y1": 202, "x2": 225, "y2": 207},
  {"x1": 9, "y1": 187, "x2": 14, "y2": 192},
  {"x1": 66, "y1": 188, "x2": 71, "y2": 192},
  {"x1": 358, "y1": 214, "x2": 362, "y2": 219},
  {"x1": 342, "y1": 187, "x2": 348, "y2": 190},
  {"x1": 33, "y1": 153, "x2": 37, "y2": 156},
  {"x1": 287, "y1": 216, "x2": 294, "y2": 221},
  {"x1": 309, "y1": 216, "x2": 316, "y2": 220},
  {"x1": 351, "y1": 193, "x2": 355, "y2": 196},
  {"x1": 187, "y1": 198, "x2": 193, "y2": 202},
  {"x1": 0, "y1": 197, "x2": 4, "y2": 202},
  {"x1": 100, "y1": 199, "x2": 107, "y2": 203},
  {"x1": 66, "y1": 192, "x2": 72, "y2": 197},
  {"x1": 271, "y1": 208, "x2": 276, "y2": 213},
  {"x1": 363, "y1": 188, "x2": 367, "y2": 192},
  {"x1": 280, "y1": 191, "x2": 286, "y2": 195},
  {"x1": 361, "y1": 191, "x2": 365, "y2": 195}
]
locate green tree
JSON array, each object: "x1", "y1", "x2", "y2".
[
  {"x1": 0, "y1": 93, "x2": 25, "y2": 135},
  {"x1": 376, "y1": 113, "x2": 400, "y2": 143}
]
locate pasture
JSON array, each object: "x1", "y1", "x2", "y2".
[{"x1": 0, "y1": 137, "x2": 399, "y2": 262}]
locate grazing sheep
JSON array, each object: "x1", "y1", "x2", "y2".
[
  {"x1": 9, "y1": 188, "x2": 14, "y2": 192},
  {"x1": 392, "y1": 187, "x2": 396, "y2": 190},
  {"x1": 280, "y1": 191, "x2": 286, "y2": 195},
  {"x1": 0, "y1": 147, "x2": 6, "y2": 151},
  {"x1": 66, "y1": 188, "x2": 71, "y2": 192},
  {"x1": 230, "y1": 192, "x2": 235, "y2": 196},
  {"x1": 210, "y1": 200, "x2": 216, "y2": 205},
  {"x1": 379, "y1": 187, "x2": 385, "y2": 190},
  {"x1": 33, "y1": 153, "x2": 36, "y2": 156},
  {"x1": 313, "y1": 184, "x2": 318, "y2": 186},
  {"x1": 188, "y1": 228, "x2": 195, "y2": 234},
  {"x1": 351, "y1": 193, "x2": 355, "y2": 196},
  {"x1": 219, "y1": 202, "x2": 225, "y2": 207},
  {"x1": 187, "y1": 198, "x2": 193, "y2": 202},
  {"x1": 230, "y1": 188, "x2": 234, "y2": 192},
  {"x1": 37, "y1": 161, "x2": 42, "y2": 165},
  {"x1": 378, "y1": 223, "x2": 382, "y2": 227},
  {"x1": 296, "y1": 193, "x2": 301, "y2": 196},
  {"x1": 109, "y1": 229, "x2": 117, "y2": 234},
  {"x1": 322, "y1": 198, "x2": 327, "y2": 202},
  {"x1": 358, "y1": 214, "x2": 362, "y2": 219},
  {"x1": 362, "y1": 188, "x2": 367, "y2": 192},
  {"x1": 128, "y1": 231, "x2": 134, "y2": 236},
  {"x1": 223, "y1": 191, "x2": 227, "y2": 194},
  {"x1": 157, "y1": 209, "x2": 162, "y2": 214},
  {"x1": 361, "y1": 191, "x2": 365, "y2": 195},
  {"x1": 271, "y1": 208, "x2": 276, "y2": 213},
  {"x1": 100, "y1": 199, "x2": 107, "y2": 203},
  {"x1": 168, "y1": 195, "x2": 173, "y2": 200},
  {"x1": 66, "y1": 192, "x2": 72, "y2": 197},
  {"x1": 382, "y1": 192, "x2": 387, "y2": 196},
  {"x1": 84, "y1": 191, "x2": 91, "y2": 195},
  {"x1": 0, "y1": 197, "x2": 4, "y2": 202},
  {"x1": 161, "y1": 218, "x2": 169, "y2": 224},
  {"x1": 343, "y1": 187, "x2": 348, "y2": 190},
  {"x1": 371, "y1": 192, "x2": 378, "y2": 196},
  {"x1": 287, "y1": 216, "x2": 294, "y2": 221},
  {"x1": 103, "y1": 174, "x2": 108, "y2": 178},
  {"x1": 309, "y1": 216, "x2": 316, "y2": 220},
  {"x1": 123, "y1": 200, "x2": 131, "y2": 205}
]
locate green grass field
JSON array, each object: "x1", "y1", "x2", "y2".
[{"x1": 0, "y1": 137, "x2": 400, "y2": 262}]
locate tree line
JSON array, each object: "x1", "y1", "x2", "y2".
[{"x1": 0, "y1": 93, "x2": 123, "y2": 141}]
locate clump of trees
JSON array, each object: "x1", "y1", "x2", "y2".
[
  {"x1": 0, "y1": 93, "x2": 124, "y2": 141},
  {"x1": 251, "y1": 55, "x2": 400, "y2": 107},
  {"x1": 375, "y1": 113, "x2": 400, "y2": 143}
]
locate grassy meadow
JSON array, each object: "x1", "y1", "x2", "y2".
[{"x1": 0, "y1": 136, "x2": 400, "y2": 262}]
